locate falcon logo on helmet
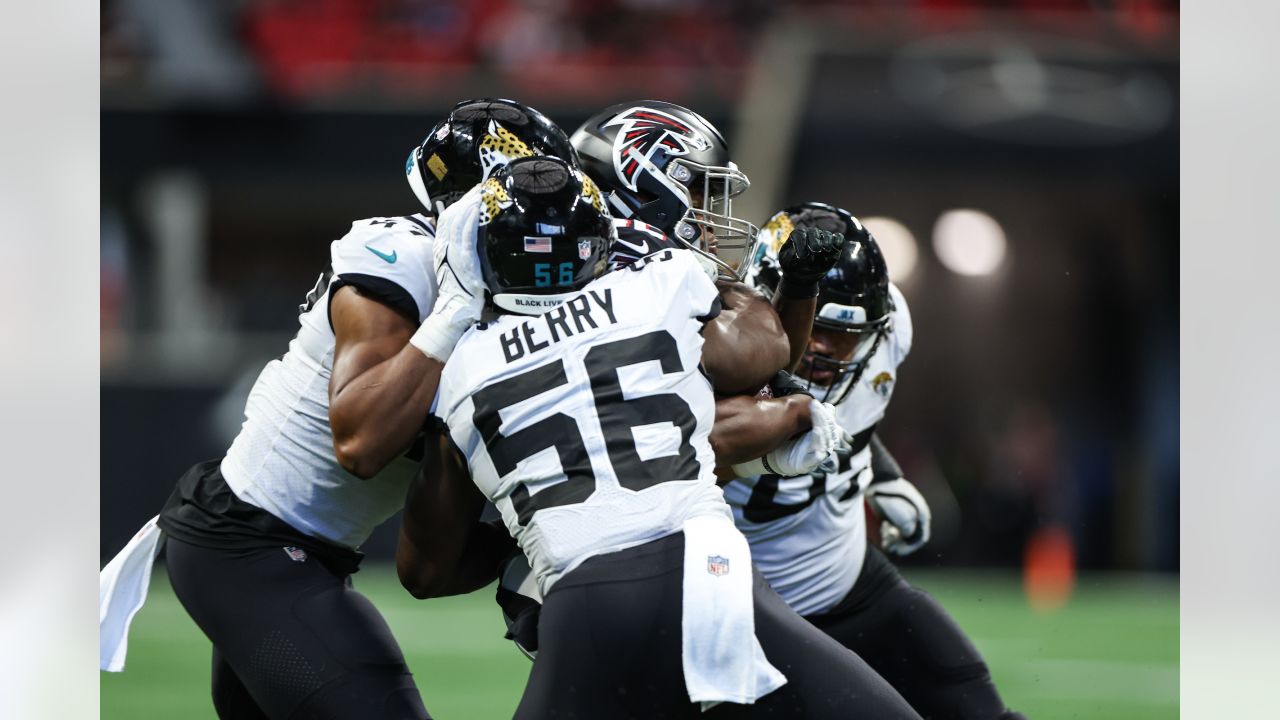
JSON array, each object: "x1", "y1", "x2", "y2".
[{"x1": 605, "y1": 107, "x2": 710, "y2": 192}]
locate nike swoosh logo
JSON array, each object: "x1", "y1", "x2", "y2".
[
  {"x1": 612, "y1": 237, "x2": 650, "y2": 255},
  {"x1": 366, "y1": 245, "x2": 397, "y2": 263}
]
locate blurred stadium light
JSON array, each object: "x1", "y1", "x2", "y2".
[
  {"x1": 861, "y1": 216, "x2": 919, "y2": 282},
  {"x1": 933, "y1": 208, "x2": 1007, "y2": 276}
]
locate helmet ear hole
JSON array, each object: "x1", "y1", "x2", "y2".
[{"x1": 632, "y1": 188, "x2": 658, "y2": 205}]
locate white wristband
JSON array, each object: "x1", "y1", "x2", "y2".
[
  {"x1": 408, "y1": 312, "x2": 468, "y2": 363},
  {"x1": 729, "y1": 456, "x2": 776, "y2": 479}
]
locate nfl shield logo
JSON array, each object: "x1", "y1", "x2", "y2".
[
  {"x1": 707, "y1": 555, "x2": 730, "y2": 576},
  {"x1": 578, "y1": 239, "x2": 592, "y2": 260},
  {"x1": 283, "y1": 546, "x2": 308, "y2": 563}
]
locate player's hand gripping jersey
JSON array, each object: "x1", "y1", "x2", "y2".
[
  {"x1": 435, "y1": 248, "x2": 727, "y2": 595},
  {"x1": 220, "y1": 215, "x2": 437, "y2": 549},
  {"x1": 722, "y1": 283, "x2": 913, "y2": 615}
]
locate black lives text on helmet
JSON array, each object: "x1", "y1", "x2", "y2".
[
  {"x1": 756, "y1": 202, "x2": 895, "y2": 404},
  {"x1": 476, "y1": 156, "x2": 614, "y2": 315},
  {"x1": 570, "y1": 101, "x2": 759, "y2": 280},
  {"x1": 407, "y1": 99, "x2": 579, "y2": 216}
]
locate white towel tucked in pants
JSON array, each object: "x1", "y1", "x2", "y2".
[
  {"x1": 681, "y1": 513, "x2": 787, "y2": 709},
  {"x1": 100, "y1": 515, "x2": 164, "y2": 672}
]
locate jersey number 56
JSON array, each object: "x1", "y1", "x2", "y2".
[{"x1": 471, "y1": 330, "x2": 701, "y2": 526}]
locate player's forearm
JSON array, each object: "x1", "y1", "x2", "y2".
[
  {"x1": 710, "y1": 394, "x2": 812, "y2": 466},
  {"x1": 416, "y1": 522, "x2": 515, "y2": 598},
  {"x1": 773, "y1": 294, "x2": 817, "y2": 372},
  {"x1": 330, "y1": 347, "x2": 443, "y2": 479},
  {"x1": 702, "y1": 286, "x2": 790, "y2": 395},
  {"x1": 397, "y1": 434, "x2": 500, "y2": 598}
]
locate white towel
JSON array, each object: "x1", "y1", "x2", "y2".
[
  {"x1": 681, "y1": 513, "x2": 787, "y2": 710},
  {"x1": 99, "y1": 515, "x2": 164, "y2": 672}
]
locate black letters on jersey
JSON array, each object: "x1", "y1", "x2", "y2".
[{"x1": 497, "y1": 289, "x2": 619, "y2": 363}]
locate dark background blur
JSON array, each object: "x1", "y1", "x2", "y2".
[{"x1": 100, "y1": 0, "x2": 1178, "y2": 574}]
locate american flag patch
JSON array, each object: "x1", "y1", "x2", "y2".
[
  {"x1": 707, "y1": 555, "x2": 730, "y2": 576},
  {"x1": 283, "y1": 546, "x2": 308, "y2": 562},
  {"x1": 524, "y1": 236, "x2": 552, "y2": 253}
]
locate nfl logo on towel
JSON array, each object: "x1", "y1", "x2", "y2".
[
  {"x1": 578, "y1": 239, "x2": 592, "y2": 260},
  {"x1": 283, "y1": 546, "x2": 308, "y2": 562},
  {"x1": 524, "y1": 236, "x2": 552, "y2": 253},
  {"x1": 707, "y1": 555, "x2": 730, "y2": 576}
]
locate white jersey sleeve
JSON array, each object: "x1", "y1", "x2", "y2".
[
  {"x1": 329, "y1": 215, "x2": 437, "y2": 323},
  {"x1": 220, "y1": 213, "x2": 437, "y2": 550}
]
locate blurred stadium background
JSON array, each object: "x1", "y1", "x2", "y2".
[{"x1": 100, "y1": 0, "x2": 1178, "y2": 717}]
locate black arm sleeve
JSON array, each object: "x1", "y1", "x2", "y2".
[{"x1": 868, "y1": 433, "x2": 904, "y2": 484}]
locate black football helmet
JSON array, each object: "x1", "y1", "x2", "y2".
[
  {"x1": 406, "y1": 98, "x2": 579, "y2": 215},
  {"x1": 751, "y1": 202, "x2": 894, "y2": 404},
  {"x1": 476, "y1": 156, "x2": 614, "y2": 315},
  {"x1": 570, "y1": 101, "x2": 758, "y2": 280}
]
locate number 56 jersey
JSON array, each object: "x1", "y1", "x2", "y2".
[{"x1": 435, "y1": 249, "x2": 729, "y2": 595}]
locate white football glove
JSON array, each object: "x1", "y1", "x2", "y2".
[
  {"x1": 865, "y1": 478, "x2": 931, "y2": 556},
  {"x1": 731, "y1": 399, "x2": 841, "y2": 477},
  {"x1": 409, "y1": 192, "x2": 487, "y2": 362}
]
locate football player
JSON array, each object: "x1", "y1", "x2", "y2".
[
  {"x1": 571, "y1": 99, "x2": 833, "y2": 368},
  {"x1": 571, "y1": 100, "x2": 850, "y2": 477},
  {"x1": 102, "y1": 99, "x2": 571, "y2": 719},
  {"x1": 426, "y1": 155, "x2": 922, "y2": 719},
  {"x1": 395, "y1": 101, "x2": 827, "y2": 598},
  {"x1": 456, "y1": 102, "x2": 850, "y2": 654},
  {"x1": 726, "y1": 202, "x2": 1026, "y2": 720}
]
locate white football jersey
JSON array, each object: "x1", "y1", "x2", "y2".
[
  {"x1": 436, "y1": 249, "x2": 729, "y2": 595},
  {"x1": 722, "y1": 283, "x2": 912, "y2": 616},
  {"x1": 221, "y1": 215, "x2": 437, "y2": 549}
]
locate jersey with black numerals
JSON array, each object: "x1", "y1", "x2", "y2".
[
  {"x1": 721, "y1": 282, "x2": 913, "y2": 616},
  {"x1": 221, "y1": 214, "x2": 437, "y2": 550},
  {"x1": 436, "y1": 248, "x2": 727, "y2": 595}
]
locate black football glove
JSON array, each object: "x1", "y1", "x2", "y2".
[
  {"x1": 777, "y1": 227, "x2": 845, "y2": 299},
  {"x1": 767, "y1": 370, "x2": 813, "y2": 398}
]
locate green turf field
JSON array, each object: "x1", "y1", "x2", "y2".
[{"x1": 101, "y1": 565, "x2": 1178, "y2": 719}]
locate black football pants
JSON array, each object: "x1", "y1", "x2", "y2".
[
  {"x1": 515, "y1": 532, "x2": 922, "y2": 720},
  {"x1": 804, "y1": 546, "x2": 1021, "y2": 720},
  {"x1": 165, "y1": 537, "x2": 430, "y2": 720}
]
